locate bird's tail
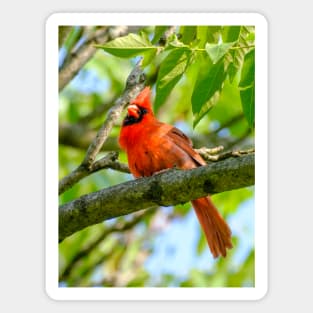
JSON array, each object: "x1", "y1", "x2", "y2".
[{"x1": 192, "y1": 197, "x2": 233, "y2": 258}]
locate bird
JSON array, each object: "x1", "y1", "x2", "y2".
[{"x1": 119, "y1": 87, "x2": 232, "y2": 258}]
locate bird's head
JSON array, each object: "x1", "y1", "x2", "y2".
[{"x1": 123, "y1": 87, "x2": 154, "y2": 126}]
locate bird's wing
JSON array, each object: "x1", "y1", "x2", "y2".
[{"x1": 166, "y1": 127, "x2": 206, "y2": 167}]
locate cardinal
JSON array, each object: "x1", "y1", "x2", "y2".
[{"x1": 119, "y1": 87, "x2": 232, "y2": 258}]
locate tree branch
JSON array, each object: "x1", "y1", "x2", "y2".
[
  {"x1": 59, "y1": 26, "x2": 108, "y2": 91},
  {"x1": 58, "y1": 152, "x2": 130, "y2": 195},
  {"x1": 196, "y1": 147, "x2": 255, "y2": 162},
  {"x1": 81, "y1": 61, "x2": 145, "y2": 169},
  {"x1": 59, "y1": 61, "x2": 145, "y2": 195},
  {"x1": 59, "y1": 26, "x2": 141, "y2": 91},
  {"x1": 59, "y1": 153, "x2": 255, "y2": 242}
]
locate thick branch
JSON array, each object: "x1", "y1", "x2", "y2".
[{"x1": 59, "y1": 153, "x2": 254, "y2": 242}]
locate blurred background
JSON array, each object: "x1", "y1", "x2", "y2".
[{"x1": 58, "y1": 25, "x2": 255, "y2": 287}]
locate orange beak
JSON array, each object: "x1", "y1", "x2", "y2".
[{"x1": 127, "y1": 104, "x2": 140, "y2": 119}]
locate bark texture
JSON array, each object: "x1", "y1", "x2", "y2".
[{"x1": 59, "y1": 153, "x2": 254, "y2": 241}]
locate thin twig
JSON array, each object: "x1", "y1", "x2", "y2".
[
  {"x1": 102, "y1": 160, "x2": 130, "y2": 173},
  {"x1": 197, "y1": 145, "x2": 224, "y2": 156},
  {"x1": 230, "y1": 45, "x2": 255, "y2": 50},
  {"x1": 58, "y1": 151, "x2": 130, "y2": 195},
  {"x1": 197, "y1": 147, "x2": 255, "y2": 162},
  {"x1": 59, "y1": 152, "x2": 119, "y2": 195}
]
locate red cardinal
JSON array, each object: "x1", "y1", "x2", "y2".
[{"x1": 119, "y1": 87, "x2": 232, "y2": 258}]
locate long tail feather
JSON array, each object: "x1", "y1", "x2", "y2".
[{"x1": 192, "y1": 197, "x2": 232, "y2": 258}]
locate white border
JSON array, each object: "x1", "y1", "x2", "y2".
[{"x1": 46, "y1": 13, "x2": 268, "y2": 301}]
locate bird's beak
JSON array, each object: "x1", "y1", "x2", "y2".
[{"x1": 127, "y1": 104, "x2": 140, "y2": 119}]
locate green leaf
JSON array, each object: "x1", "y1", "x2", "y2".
[
  {"x1": 240, "y1": 84, "x2": 255, "y2": 128},
  {"x1": 239, "y1": 48, "x2": 255, "y2": 128},
  {"x1": 96, "y1": 33, "x2": 157, "y2": 58},
  {"x1": 155, "y1": 48, "x2": 191, "y2": 109},
  {"x1": 196, "y1": 26, "x2": 208, "y2": 48},
  {"x1": 205, "y1": 41, "x2": 236, "y2": 64},
  {"x1": 222, "y1": 26, "x2": 241, "y2": 42},
  {"x1": 191, "y1": 58, "x2": 226, "y2": 116},
  {"x1": 141, "y1": 49, "x2": 157, "y2": 67},
  {"x1": 227, "y1": 63, "x2": 239, "y2": 84},
  {"x1": 68, "y1": 101, "x2": 80, "y2": 123},
  {"x1": 64, "y1": 26, "x2": 82, "y2": 52},
  {"x1": 227, "y1": 27, "x2": 254, "y2": 83},
  {"x1": 164, "y1": 34, "x2": 187, "y2": 51},
  {"x1": 246, "y1": 31, "x2": 255, "y2": 42},
  {"x1": 193, "y1": 90, "x2": 220, "y2": 128},
  {"x1": 151, "y1": 26, "x2": 169, "y2": 44},
  {"x1": 239, "y1": 48, "x2": 255, "y2": 88},
  {"x1": 180, "y1": 26, "x2": 197, "y2": 44},
  {"x1": 206, "y1": 26, "x2": 222, "y2": 43}
]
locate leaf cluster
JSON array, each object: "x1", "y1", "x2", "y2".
[{"x1": 97, "y1": 25, "x2": 255, "y2": 128}]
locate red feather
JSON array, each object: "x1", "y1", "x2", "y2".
[{"x1": 119, "y1": 87, "x2": 232, "y2": 258}]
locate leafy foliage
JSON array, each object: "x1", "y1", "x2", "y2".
[
  {"x1": 96, "y1": 33, "x2": 157, "y2": 58},
  {"x1": 97, "y1": 25, "x2": 255, "y2": 128},
  {"x1": 59, "y1": 25, "x2": 255, "y2": 288}
]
